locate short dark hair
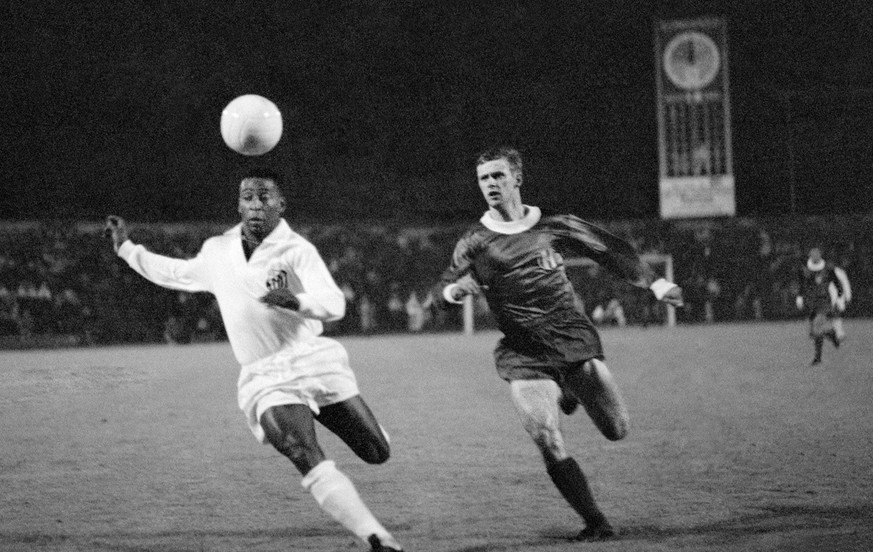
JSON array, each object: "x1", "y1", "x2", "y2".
[
  {"x1": 476, "y1": 146, "x2": 523, "y2": 178},
  {"x1": 242, "y1": 168, "x2": 284, "y2": 193}
]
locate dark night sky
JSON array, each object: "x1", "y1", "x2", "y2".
[{"x1": 2, "y1": 0, "x2": 873, "y2": 223}]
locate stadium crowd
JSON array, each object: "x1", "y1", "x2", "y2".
[{"x1": 1, "y1": 215, "x2": 870, "y2": 347}]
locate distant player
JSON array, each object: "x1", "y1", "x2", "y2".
[
  {"x1": 104, "y1": 168, "x2": 403, "y2": 552},
  {"x1": 435, "y1": 147, "x2": 683, "y2": 541},
  {"x1": 796, "y1": 247, "x2": 849, "y2": 365}
]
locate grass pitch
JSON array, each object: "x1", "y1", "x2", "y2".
[{"x1": 1, "y1": 320, "x2": 871, "y2": 551}]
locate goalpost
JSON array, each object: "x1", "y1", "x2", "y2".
[{"x1": 462, "y1": 253, "x2": 676, "y2": 335}]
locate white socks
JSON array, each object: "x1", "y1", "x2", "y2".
[{"x1": 301, "y1": 460, "x2": 389, "y2": 542}]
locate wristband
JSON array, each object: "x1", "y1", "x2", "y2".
[
  {"x1": 443, "y1": 283, "x2": 464, "y2": 304},
  {"x1": 649, "y1": 278, "x2": 676, "y2": 300}
]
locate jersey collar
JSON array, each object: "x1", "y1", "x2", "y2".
[
  {"x1": 480, "y1": 205, "x2": 541, "y2": 235},
  {"x1": 228, "y1": 218, "x2": 294, "y2": 243},
  {"x1": 807, "y1": 258, "x2": 825, "y2": 271}
]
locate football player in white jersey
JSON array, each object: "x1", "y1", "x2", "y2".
[
  {"x1": 105, "y1": 169, "x2": 403, "y2": 552},
  {"x1": 436, "y1": 147, "x2": 683, "y2": 541}
]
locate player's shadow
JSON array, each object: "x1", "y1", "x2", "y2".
[
  {"x1": 448, "y1": 503, "x2": 873, "y2": 551},
  {"x1": 614, "y1": 503, "x2": 872, "y2": 542},
  {"x1": 533, "y1": 503, "x2": 869, "y2": 548}
]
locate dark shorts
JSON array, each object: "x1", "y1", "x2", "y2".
[
  {"x1": 808, "y1": 310, "x2": 834, "y2": 338},
  {"x1": 494, "y1": 310, "x2": 604, "y2": 384}
]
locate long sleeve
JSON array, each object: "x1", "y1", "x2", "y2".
[
  {"x1": 117, "y1": 240, "x2": 212, "y2": 293},
  {"x1": 833, "y1": 267, "x2": 849, "y2": 300},
  {"x1": 279, "y1": 243, "x2": 345, "y2": 321},
  {"x1": 434, "y1": 230, "x2": 480, "y2": 309},
  {"x1": 552, "y1": 215, "x2": 656, "y2": 290}
]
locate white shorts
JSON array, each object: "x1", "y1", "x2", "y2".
[{"x1": 237, "y1": 337, "x2": 359, "y2": 443}]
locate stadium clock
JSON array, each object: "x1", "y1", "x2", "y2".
[{"x1": 663, "y1": 31, "x2": 721, "y2": 90}]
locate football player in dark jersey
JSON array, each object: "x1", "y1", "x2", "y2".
[
  {"x1": 436, "y1": 146, "x2": 683, "y2": 541},
  {"x1": 795, "y1": 247, "x2": 849, "y2": 365}
]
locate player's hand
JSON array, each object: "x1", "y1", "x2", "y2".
[
  {"x1": 260, "y1": 288, "x2": 301, "y2": 310},
  {"x1": 266, "y1": 263, "x2": 305, "y2": 296},
  {"x1": 659, "y1": 285, "x2": 684, "y2": 307},
  {"x1": 104, "y1": 215, "x2": 129, "y2": 252},
  {"x1": 451, "y1": 275, "x2": 485, "y2": 300},
  {"x1": 795, "y1": 296, "x2": 804, "y2": 310}
]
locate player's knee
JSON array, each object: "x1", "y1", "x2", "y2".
[
  {"x1": 530, "y1": 427, "x2": 567, "y2": 459},
  {"x1": 360, "y1": 441, "x2": 391, "y2": 464},
  {"x1": 602, "y1": 416, "x2": 629, "y2": 441},
  {"x1": 341, "y1": 428, "x2": 391, "y2": 464},
  {"x1": 272, "y1": 433, "x2": 320, "y2": 465},
  {"x1": 603, "y1": 425, "x2": 628, "y2": 441}
]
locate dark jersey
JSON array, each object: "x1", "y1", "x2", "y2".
[
  {"x1": 438, "y1": 207, "x2": 657, "y2": 334},
  {"x1": 800, "y1": 262, "x2": 843, "y2": 314}
]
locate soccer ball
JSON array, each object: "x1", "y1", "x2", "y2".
[{"x1": 220, "y1": 94, "x2": 283, "y2": 156}]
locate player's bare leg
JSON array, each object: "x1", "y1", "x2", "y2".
[
  {"x1": 558, "y1": 387, "x2": 580, "y2": 415},
  {"x1": 810, "y1": 314, "x2": 826, "y2": 365},
  {"x1": 566, "y1": 358, "x2": 629, "y2": 442},
  {"x1": 832, "y1": 317, "x2": 846, "y2": 345},
  {"x1": 811, "y1": 336, "x2": 825, "y2": 365},
  {"x1": 825, "y1": 315, "x2": 842, "y2": 349},
  {"x1": 510, "y1": 379, "x2": 615, "y2": 541},
  {"x1": 316, "y1": 396, "x2": 391, "y2": 464},
  {"x1": 316, "y1": 397, "x2": 403, "y2": 551},
  {"x1": 261, "y1": 405, "x2": 403, "y2": 551},
  {"x1": 261, "y1": 404, "x2": 327, "y2": 472}
]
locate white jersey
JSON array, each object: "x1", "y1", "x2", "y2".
[
  {"x1": 117, "y1": 219, "x2": 345, "y2": 366},
  {"x1": 829, "y1": 266, "x2": 851, "y2": 311}
]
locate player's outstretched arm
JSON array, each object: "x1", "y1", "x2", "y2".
[
  {"x1": 104, "y1": 215, "x2": 130, "y2": 252},
  {"x1": 106, "y1": 216, "x2": 211, "y2": 294}
]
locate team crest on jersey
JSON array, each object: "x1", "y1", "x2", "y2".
[
  {"x1": 266, "y1": 268, "x2": 289, "y2": 290},
  {"x1": 537, "y1": 248, "x2": 562, "y2": 270}
]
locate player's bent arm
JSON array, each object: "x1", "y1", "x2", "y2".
[
  {"x1": 117, "y1": 240, "x2": 210, "y2": 293},
  {"x1": 295, "y1": 292, "x2": 345, "y2": 321},
  {"x1": 435, "y1": 233, "x2": 481, "y2": 309},
  {"x1": 282, "y1": 245, "x2": 346, "y2": 321},
  {"x1": 834, "y1": 267, "x2": 851, "y2": 303}
]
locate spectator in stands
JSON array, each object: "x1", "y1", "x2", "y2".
[
  {"x1": 704, "y1": 277, "x2": 721, "y2": 323},
  {"x1": 386, "y1": 282, "x2": 405, "y2": 332},
  {"x1": 0, "y1": 284, "x2": 20, "y2": 336},
  {"x1": 54, "y1": 287, "x2": 85, "y2": 337},
  {"x1": 333, "y1": 280, "x2": 360, "y2": 335},
  {"x1": 164, "y1": 291, "x2": 197, "y2": 344},
  {"x1": 404, "y1": 290, "x2": 426, "y2": 333},
  {"x1": 358, "y1": 294, "x2": 376, "y2": 333},
  {"x1": 591, "y1": 299, "x2": 626, "y2": 327}
]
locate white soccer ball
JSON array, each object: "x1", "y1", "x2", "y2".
[{"x1": 220, "y1": 94, "x2": 283, "y2": 156}]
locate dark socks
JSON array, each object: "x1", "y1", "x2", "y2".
[
  {"x1": 813, "y1": 336, "x2": 823, "y2": 363},
  {"x1": 547, "y1": 457, "x2": 610, "y2": 529}
]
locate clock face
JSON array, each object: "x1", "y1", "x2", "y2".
[{"x1": 663, "y1": 31, "x2": 721, "y2": 90}]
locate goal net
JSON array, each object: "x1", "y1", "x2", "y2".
[{"x1": 461, "y1": 253, "x2": 676, "y2": 334}]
